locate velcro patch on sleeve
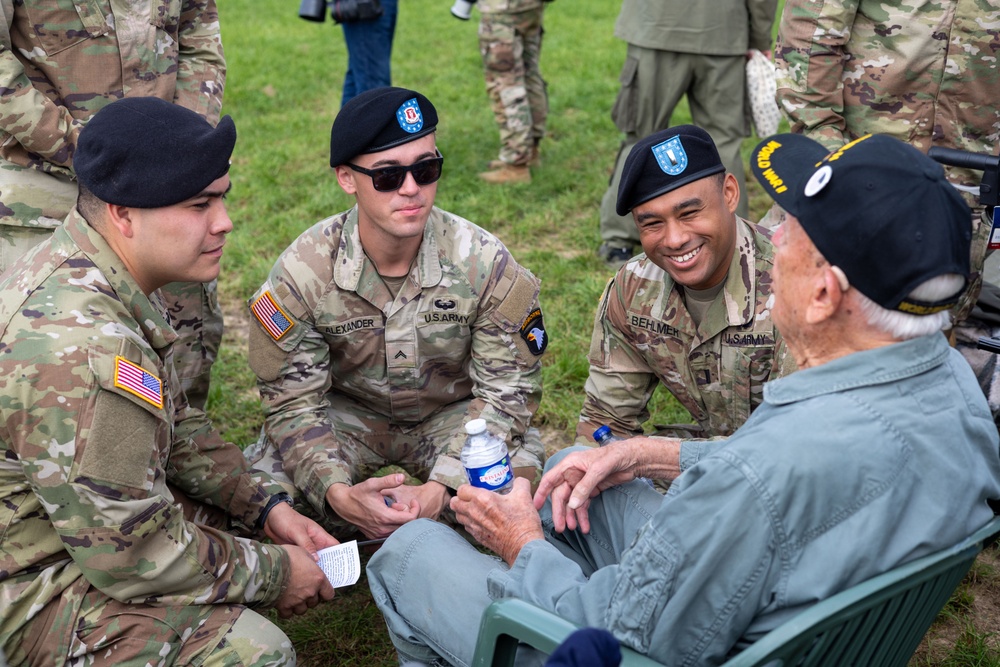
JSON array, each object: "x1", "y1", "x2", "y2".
[
  {"x1": 114, "y1": 356, "x2": 163, "y2": 409},
  {"x1": 251, "y1": 290, "x2": 294, "y2": 341}
]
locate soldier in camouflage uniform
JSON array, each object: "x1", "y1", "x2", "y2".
[
  {"x1": 246, "y1": 87, "x2": 547, "y2": 540},
  {"x1": 476, "y1": 0, "x2": 548, "y2": 185},
  {"x1": 775, "y1": 0, "x2": 1000, "y2": 417},
  {"x1": 0, "y1": 0, "x2": 226, "y2": 410},
  {"x1": 0, "y1": 98, "x2": 337, "y2": 666},
  {"x1": 578, "y1": 126, "x2": 794, "y2": 483}
]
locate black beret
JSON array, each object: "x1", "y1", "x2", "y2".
[
  {"x1": 616, "y1": 125, "x2": 725, "y2": 215},
  {"x1": 330, "y1": 87, "x2": 438, "y2": 166},
  {"x1": 75, "y1": 97, "x2": 236, "y2": 208}
]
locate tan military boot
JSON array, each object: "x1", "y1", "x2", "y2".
[
  {"x1": 479, "y1": 163, "x2": 531, "y2": 184},
  {"x1": 488, "y1": 147, "x2": 541, "y2": 170}
]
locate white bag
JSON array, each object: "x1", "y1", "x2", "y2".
[{"x1": 746, "y1": 49, "x2": 781, "y2": 138}]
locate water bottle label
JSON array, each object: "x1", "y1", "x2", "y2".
[{"x1": 465, "y1": 455, "x2": 513, "y2": 491}]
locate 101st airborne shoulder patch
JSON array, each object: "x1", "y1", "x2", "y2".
[
  {"x1": 251, "y1": 290, "x2": 294, "y2": 341},
  {"x1": 114, "y1": 356, "x2": 163, "y2": 409},
  {"x1": 520, "y1": 308, "x2": 548, "y2": 356}
]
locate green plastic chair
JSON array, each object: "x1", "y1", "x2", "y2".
[{"x1": 472, "y1": 515, "x2": 1000, "y2": 667}]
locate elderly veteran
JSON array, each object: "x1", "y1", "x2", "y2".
[
  {"x1": 245, "y1": 87, "x2": 547, "y2": 541},
  {"x1": 577, "y1": 125, "x2": 794, "y2": 481},
  {"x1": 365, "y1": 133, "x2": 1000, "y2": 666},
  {"x1": 0, "y1": 97, "x2": 337, "y2": 666}
]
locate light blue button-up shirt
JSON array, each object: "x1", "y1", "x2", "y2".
[{"x1": 494, "y1": 333, "x2": 1000, "y2": 666}]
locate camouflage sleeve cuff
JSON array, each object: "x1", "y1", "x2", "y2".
[
  {"x1": 304, "y1": 463, "x2": 352, "y2": 518},
  {"x1": 228, "y1": 474, "x2": 284, "y2": 535},
  {"x1": 429, "y1": 453, "x2": 469, "y2": 492},
  {"x1": 254, "y1": 543, "x2": 293, "y2": 607}
]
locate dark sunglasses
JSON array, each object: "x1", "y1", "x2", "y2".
[{"x1": 347, "y1": 153, "x2": 444, "y2": 192}]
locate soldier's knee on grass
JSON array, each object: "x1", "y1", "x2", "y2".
[{"x1": 210, "y1": 609, "x2": 295, "y2": 666}]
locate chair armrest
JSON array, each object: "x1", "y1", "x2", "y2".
[
  {"x1": 472, "y1": 598, "x2": 663, "y2": 666},
  {"x1": 472, "y1": 599, "x2": 580, "y2": 667}
]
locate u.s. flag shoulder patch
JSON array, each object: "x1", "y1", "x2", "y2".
[
  {"x1": 114, "y1": 356, "x2": 163, "y2": 409},
  {"x1": 251, "y1": 290, "x2": 294, "y2": 341}
]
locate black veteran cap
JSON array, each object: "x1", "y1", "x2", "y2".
[
  {"x1": 750, "y1": 133, "x2": 971, "y2": 315},
  {"x1": 75, "y1": 97, "x2": 236, "y2": 208},
  {"x1": 616, "y1": 125, "x2": 726, "y2": 216},
  {"x1": 330, "y1": 87, "x2": 438, "y2": 167}
]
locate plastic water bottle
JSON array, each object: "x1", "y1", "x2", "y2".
[
  {"x1": 593, "y1": 425, "x2": 621, "y2": 447},
  {"x1": 461, "y1": 419, "x2": 514, "y2": 494}
]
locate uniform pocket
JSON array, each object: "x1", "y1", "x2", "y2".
[
  {"x1": 23, "y1": 0, "x2": 105, "y2": 57},
  {"x1": 610, "y1": 55, "x2": 639, "y2": 135}
]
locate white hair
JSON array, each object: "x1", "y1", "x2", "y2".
[{"x1": 854, "y1": 274, "x2": 965, "y2": 339}]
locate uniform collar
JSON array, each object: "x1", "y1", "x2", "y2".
[
  {"x1": 334, "y1": 205, "x2": 444, "y2": 293},
  {"x1": 654, "y1": 217, "x2": 759, "y2": 341},
  {"x1": 63, "y1": 209, "x2": 177, "y2": 350},
  {"x1": 719, "y1": 217, "x2": 757, "y2": 328}
]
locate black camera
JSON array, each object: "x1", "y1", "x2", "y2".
[
  {"x1": 298, "y1": 0, "x2": 383, "y2": 24},
  {"x1": 298, "y1": 0, "x2": 327, "y2": 22}
]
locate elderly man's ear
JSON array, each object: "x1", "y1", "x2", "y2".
[{"x1": 805, "y1": 267, "x2": 847, "y2": 325}]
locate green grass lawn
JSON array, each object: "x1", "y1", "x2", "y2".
[{"x1": 210, "y1": 1, "x2": 998, "y2": 664}]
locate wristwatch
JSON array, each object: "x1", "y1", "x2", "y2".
[{"x1": 256, "y1": 492, "x2": 294, "y2": 531}]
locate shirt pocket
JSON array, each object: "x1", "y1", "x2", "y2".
[
  {"x1": 608, "y1": 531, "x2": 679, "y2": 654},
  {"x1": 23, "y1": 0, "x2": 108, "y2": 57}
]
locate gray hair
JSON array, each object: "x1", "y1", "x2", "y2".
[{"x1": 854, "y1": 274, "x2": 965, "y2": 339}]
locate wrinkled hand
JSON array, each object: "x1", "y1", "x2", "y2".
[
  {"x1": 451, "y1": 477, "x2": 544, "y2": 565},
  {"x1": 533, "y1": 442, "x2": 645, "y2": 534},
  {"x1": 275, "y1": 544, "x2": 336, "y2": 618},
  {"x1": 264, "y1": 502, "x2": 339, "y2": 557},
  {"x1": 325, "y1": 474, "x2": 420, "y2": 540},
  {"x1": 385, "y1": 480, "x2": 450, "y2": 521}
]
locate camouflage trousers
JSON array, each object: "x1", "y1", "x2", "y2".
[
  {"x1": 0, "y1": 160, "x2": 223, "y2": 411},
  {"x1": 479, "y1": 6, "x2": 548, "y2": 166},
  {"x1": 5, "y1": 490, "x2": 293, "y2": 667},
  {"x1": 245, "y1": 393, "x2": 545, "y2": 537}
]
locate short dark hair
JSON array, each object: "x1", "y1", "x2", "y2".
[{"x1": 76, "y1": 184, "x2": 106, "y2": 227}]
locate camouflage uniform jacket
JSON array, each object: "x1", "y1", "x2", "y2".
[
  {"x1": 579, "y1": 218, "x2": 795, "y2": 444},
  {"x1": 0, "y1": 0, "x2": 225, "y2": 223},
  {"x1": 0, "y1": 211, "x2": 288, "y2": 657},
  {"x1": 248, "y1": 206, "x2": 546, "y2": 512},
  {"x1": 775, "y1": 0, "x2": 1000, "y2": 193},
  {"x1": 614, "y1": 0, "x2": 778, "y2": 56}
]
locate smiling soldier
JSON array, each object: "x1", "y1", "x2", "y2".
[
  {"x1": 577, "y1": 125, "x2": 795, "y2": 485},
  {"x1": 245, "y1": 87, "x2": 547, "y2": 540}
]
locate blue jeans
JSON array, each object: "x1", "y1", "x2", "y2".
[{"x1": 340, "y1": 0, "x2": 398, "y2": 106}]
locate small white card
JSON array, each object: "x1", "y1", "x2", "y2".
[{"x1": 317, "y1": 540, "x2": 362, "y2": 588}]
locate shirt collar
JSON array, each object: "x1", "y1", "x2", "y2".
[{"x1": 764, "y1": 333, "x2": 951, "y2": 406}]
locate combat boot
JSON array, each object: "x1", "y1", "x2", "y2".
[
  {"x1": 479, "y1": 163, "x2": 531, "y2": 184},
  {"x1": 487, "y1": 147, "x2": 540, "y2": 170}
]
